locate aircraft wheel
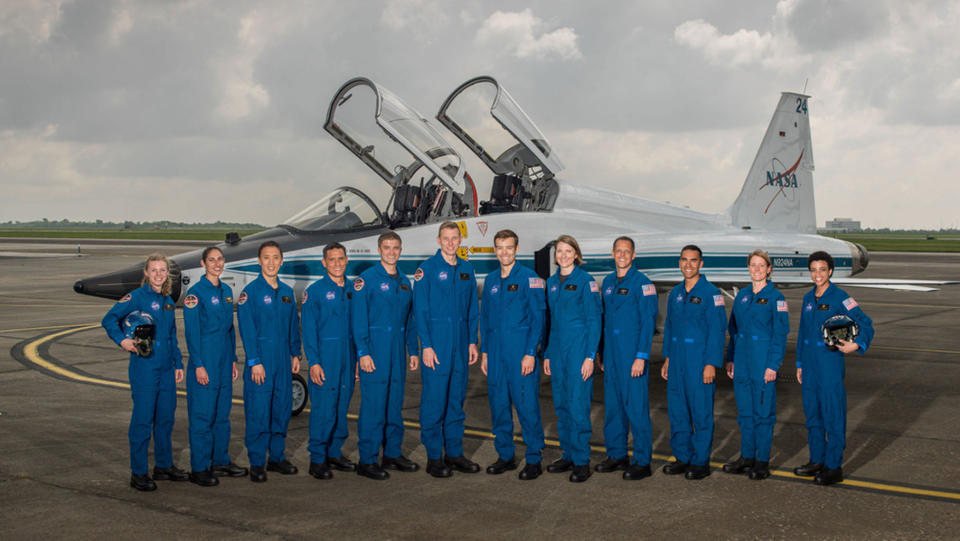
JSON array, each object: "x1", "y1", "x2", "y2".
[{"x1": 291, "y1": 373, "x2": 308, "y2": 416}]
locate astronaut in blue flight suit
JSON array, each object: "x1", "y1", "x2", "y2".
[
  {"x1": 660, "y1": 244, "x2": 727, "y2": 480},
  {"x1": 721, "y1": 250, "x2": 789, "y2": 481},
  {"x1": 183, "y1": 247, "x2": 247, "y2": 487},
  {"x1": 352, "y1": 231, "x2": 421, "y2": 481},
  {"x1": 302, "y1": 242, "x2": 358, "y2": 480},
  {"x1": 479, "y1": 229, "x2": 547, "y2": 480},
  {"x1": 413, "y1": 221, "x2": 481, "y2": 478},
  {"x1": 793, "y1": 250, "x2": 874, "y2": 486},
  {"x1": 595, "y1": 236, "x2": 658, "y2": 481},
  {"x1": 543, "y1": 234, "x2": 602, "y2": 483},
  {"x1": 237, "y1": 241, "x2": 302, "y2": 482},
  {"x1": 102, "y1": 254, "x2": 186, "y2": 492}
]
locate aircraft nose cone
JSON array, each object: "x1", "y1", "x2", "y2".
[{"x1": 73, "y1": 263, "x2": 145, "y2": 301}]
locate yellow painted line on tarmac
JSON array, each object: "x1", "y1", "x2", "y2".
[
  {"x1": 18, "y1": 325, "x2": 960, "y2": 503},
  {"x1": 2, "y1": 323, "x2": 101, "y2": 333}
]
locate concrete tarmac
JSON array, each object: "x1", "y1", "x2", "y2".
[{"x1": 1, "y1": 242, "x2": 959, "y2": 540}]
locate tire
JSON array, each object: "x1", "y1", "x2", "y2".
[{"x1": 291, "y1": 373, "x2": 308, "y2": 416}]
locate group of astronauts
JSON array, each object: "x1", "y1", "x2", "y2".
[{"x1": 102, "y1": 221, "x2": 874, "y2": 492}]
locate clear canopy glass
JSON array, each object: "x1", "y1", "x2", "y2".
[{"x1": 283, "y1": 187, "x2": 383, "y2": 232}]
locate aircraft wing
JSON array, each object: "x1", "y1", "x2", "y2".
[{"x1": 640, "y1": 273, "x2": 957, "y2": 293}]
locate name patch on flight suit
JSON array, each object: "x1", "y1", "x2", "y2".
[
  {"x1": 756, "y1": 298, "x2": 769, "y2": 305},
  {"x1": 617, "y1": 288, "x2": 629, "y2": 295},
  {"x1": 507, "y1": 284, "x2": 519, "y2": 291},
  {"x1": 564, "y1": 284, "x2": 578, "y2": 291},
  {"x1": 225, "y1": 296, "x2": 233, "y2": 304},
  {"x1": 346, "y1": 292, "x2": 353, "y2": 299},
  {"x1": 689, "y1": 296, "x2": 702, "y2": 304},
  {"x1": 281, "y1": 296, "x2": 293, "y2": 303},
  {"x1": 400, "y1": 284, "x2": 409, "y2": 291},
  {"x1": 818, "y1": 304, "x2": 830, "y2": 311},
  {"x1": 459, "y1": 273, "x2": 470, "y2": 280},
  {"x1": 164, "y1": 304, "x2": 175, "y2": 310}
]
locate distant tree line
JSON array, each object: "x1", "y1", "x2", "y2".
[{"x1": 2, "y1": 219, "x2": 265, "y2": 230}]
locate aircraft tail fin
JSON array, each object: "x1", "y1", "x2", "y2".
[{"x1": 728, "y1": 92, "x2": 816, "y2": 233}]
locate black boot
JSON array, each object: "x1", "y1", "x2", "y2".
[
  {"x1": 749, "y1": 461, "x2": 770, "y2": 480},
  {"x1": 793, "y1": 462, "x2": 823, "y2": 477},
  {"x1": 547, "y1": 458, "x2": 574, "y2": 473},
  {"x1": 130, "y1": 474, "x2": 157, "y2": 492},
  {"x1": 486, "y1": 457, "x2": 518, "y2": 475},
  {"x1": 189, "y1": 470, "x2": 219, "y2": 487},
  {"x1": 426, "y1": 458, "x2": 452, "y2": 478},
  {"x1": 594, "y1": 456, "x2": 629, "y2": 473},
  {"x1": 722, "y1": 456, "x2": 755, "y2": 475}
]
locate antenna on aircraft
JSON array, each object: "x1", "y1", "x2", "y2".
[{"x1": 802, "y1": 78, "x2": 809, "y2": 94}]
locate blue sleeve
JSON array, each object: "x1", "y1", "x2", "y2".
[
  {"x1": 182, "y1": 294, "x2": 203, "y2": 368},
  {"x1": 769, "y1": 294, "x2": 790, "y2": 371},
  {"x1": 101, "y1": 296, "x2": 137, "y2": 346},
  {"x1": 237, "y1": 288, "x2": 261, "y2": 367},
  {"x1": 706, "y1": 292, "x2": 726, "y2": 367},
  {"x1": 169, "y1": 304, "x2": 183, "y2": 370},
  {"x1": 796, "y1": 299, "x2": 808, "y2": 369},
  {"x1": 413, "y1": 270, "x2": 434, "y2": 350},
  {"x1": 301, "y1": 289, "x2": 321, "y2": 367},
  {"x1": 584, "y1": 279, "x2": 603, "y2": 359},
  {"x1": 405, "y1": 299, "x2": 419, "y2": 356},
  {"x1": 634, "y1": 285, "x2": 657, "y2": 360},
  {"x1": 468, "y1": 270, "x2": 479, "y2": 346},
  {"x1": 479, "y1": 282, "x2": 490, "y2": 355},
  {"x1": 845, "y1": 300, "x2": 874, "y2": 354},
  {"x1": 289, "y1": 294, "x2": 302, "y2": 360},
  {"x1": 724, "y1": 307, "x2": 738, "y2": 366},
  {"x1": 351, "y1": 282, "x2": 372, "y2": 358},
  {"x1": 229, "y1": 310, "x2": 238, "y2": 365},
  {"x1": 661, "y1": 291, "x2": 674, "y2": 360},
  {"x1": 525, "y1": 279, "x2": 546, "y2": 357}
]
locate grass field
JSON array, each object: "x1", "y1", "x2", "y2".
[
  {"x1": 0, "y1": 229, "x2": 265, "y2": 241},
  {"x1": 825, "y1": 233, "x2": 960, "y2": 253}
]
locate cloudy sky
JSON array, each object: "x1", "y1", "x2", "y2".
[{"x1": 2, "y1": 0, "x2": 958, "y2": 229}]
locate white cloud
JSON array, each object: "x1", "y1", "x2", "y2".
[
  {"x1": 380, "y1": 0, "x2": 448, "y2": 31},
  {"x1": 475, "y1": 9, "x2": 581, "y2": 61}
]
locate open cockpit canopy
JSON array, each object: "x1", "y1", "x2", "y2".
[
  {"x1": 324, "y1": 77, "x2": 477, "y2": 227},
  {"x1": 438, "y1": 76, "x2": 561, "y2": 213}
]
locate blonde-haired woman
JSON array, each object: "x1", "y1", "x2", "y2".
[
  {"x1": 102, "y1": 253, "x2": 186, "y2": 491},
  {"x1": 543, "y1": 235, "x2": 602, "y2": 482},
  {"x1": 721, "y1": 250, "x2": 789, "y2": 480}
]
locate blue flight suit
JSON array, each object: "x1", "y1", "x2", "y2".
[
  {"x1": 183, "y1": 276, "x2": 238, "y2": 473},
  {"x1": 724, "y1": 283, "x2": 789, "y2": 463},
  {"x1": 302, "y1": 275, "x2": 357, "y2": 465},
  {"x1": 237, "y1": 274, "x2": 301, "y2": 467},
  {"x1": 480, "y1": 264, "x2": 547, "y2": 465},
  {"x1": 544, "y1": 265, "x2": 602, "y2": 466},
  {"x1": 796, "y1": 282, "x2": 874, "y2": 470},
  {"x1": 413, "y1": 249, "x2": 480, "y2": 460},
  {"x1": 662, "y1": 275, "x2": 727, "y2": 467},
  {"x1": 102, "y1": 284, "x2": 183, "y2": 476},
  {"x1": 600, "y1": 268, "x2": 658, "y2": 467},
  {"x1": 351, "y1": 263, "x2": 418, "y2": 464}
]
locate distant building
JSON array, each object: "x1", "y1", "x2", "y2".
[{"x1": 822, "y1": 217, "x2": 862, "y2": 233}]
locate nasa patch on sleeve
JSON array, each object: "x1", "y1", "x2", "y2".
[{"x1": 183, "y1": 294, "x2": 199, "y2": 309}]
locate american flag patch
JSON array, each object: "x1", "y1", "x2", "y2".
[
  {"x1": 529, "y1": 277, "x2": 545, "y2": 289},
  {"x1": 590, "y1": 281, "x2": 599, "y2": 293},
  {"x1": 777, "y1": 300, "x2": 788, "y2": 312},
  {"x1": 843, "y1": 297, "x2": 858, "y2": 310},
  {"x1": 713, "y1": 295, "x2": 725, "y2": 307},
  {"x1": 642, "y1": 284, "x2": 656, "y2": 296}
]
